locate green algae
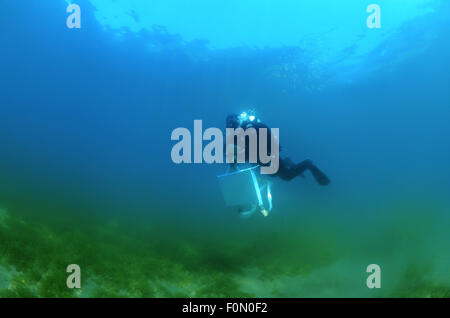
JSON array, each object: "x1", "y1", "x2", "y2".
[{"x1": 0, "y1": 200, "x2": 449, "y2": 298}]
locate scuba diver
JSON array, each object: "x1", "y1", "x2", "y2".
[{"x1": 226, "y1": 111, "x2": 330, "y2": 186}]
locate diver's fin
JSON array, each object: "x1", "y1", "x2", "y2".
[{"x1": 309, "y1": 165, "x2": 331, "y2": 186}]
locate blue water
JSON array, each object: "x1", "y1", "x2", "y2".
[{"x1": 0, "y1": 0, "x2": 449, "y2": 297}]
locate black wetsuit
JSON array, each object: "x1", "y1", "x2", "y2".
[{"x1": 226, "y1": 114, "x2": 330, "y2": 186}]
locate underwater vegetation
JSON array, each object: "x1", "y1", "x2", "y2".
[{"x1": 0, "y1": 199, "x2": 449, "y2": 298}]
